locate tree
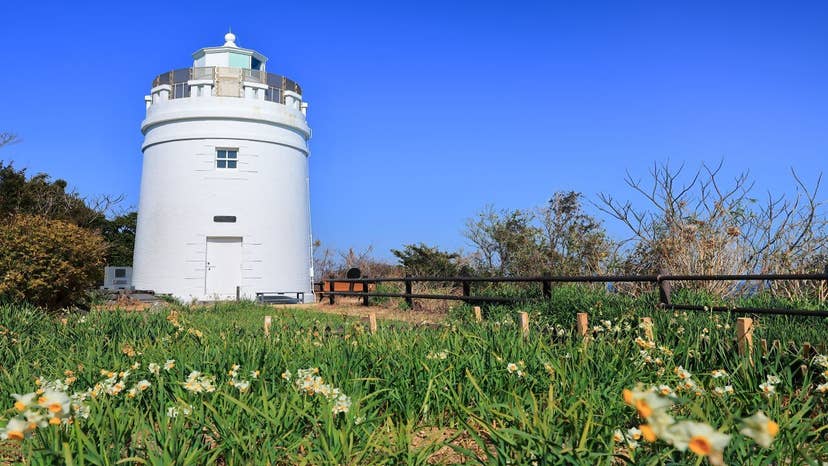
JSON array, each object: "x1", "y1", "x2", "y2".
[
  {"x1": 0, "y1": 161, "x2": 103, "y2": 226},
  {"x1": 0, "y1": 132, "x2": 19, "y2": 149},
  {"x1": 99, "y1": 212, "x2": 137, "y2": 266},
  {"x1": 391, "y1": 243, "x2": 470, "y2": 277},
  {"x1": 464, "y1": 205, "x2": 544, "y2": 276},
  {"x1": 539, "y1": 191, "x2": 612, "y2": 275},
  {"x1": 0, "y1": 215, "x2": 106, "y2": 310}
]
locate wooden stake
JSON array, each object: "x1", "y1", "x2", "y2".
[
  {"x1": 640, "y1": 317, "x2": 654, "y2": 341},
  {"x1": 473, "y1": 306, "x2": 482, "y2": 322},
  {"x1": 736, "y1": 317, "x2": 753, "y2": 357},
  {"x1": 264, "y1": 316, "x2": 272, "y2": 337},
  {"x1": 368, "y1": 312, "x2": 377, "y2": 334},
  {"x1": 518, "y1": 312, "x2": 529, "y2": 338},
  {"x1": 576, "y1": 312, "x2": 589, "y2": 339}
]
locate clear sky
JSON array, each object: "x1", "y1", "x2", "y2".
[{"x1": 1, "y1": 1, "x2": 826, "y2": 259}]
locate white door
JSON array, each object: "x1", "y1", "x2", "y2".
[{"x1": 205, "y1": 237, "x2": 242, "y2": 299}]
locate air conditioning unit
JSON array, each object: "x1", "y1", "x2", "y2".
[{"x1": 102, "y1": 266, "x2": 134, "y2": 291}]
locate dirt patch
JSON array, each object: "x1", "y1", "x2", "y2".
[
  {"x1": 269, "y1": 300, "x2": 449, "y2": 325},
  {"x1": 0, "y1": 440, "x2": 21, "y2": 465},
  {"x1": 412, "y1": 427, "x2": 493, "y2": 464}
]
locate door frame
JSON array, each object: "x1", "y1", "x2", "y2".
[{"x1": 204, "y1": 236, "x2": 243, "y2": 298}]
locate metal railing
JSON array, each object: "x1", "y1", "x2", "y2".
[
  {"x1": 316, "y1": 271, "x2": 828, "y2": 317},
  {"x1": 151, "y1": 67, "x2": 302, "y2": 103}
]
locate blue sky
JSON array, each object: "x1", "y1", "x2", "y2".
[{"x1": 1, "y1": 1, "x2": 826, "y2": 259}]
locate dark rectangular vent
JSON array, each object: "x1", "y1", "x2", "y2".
[{"x1": 213, "y1": 216, "x2": 237, "y2": 223}]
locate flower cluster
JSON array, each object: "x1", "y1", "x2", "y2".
[
  {"x1": 506, "y1": 361, "x2": 525, "y2": 378},
  {"x1": 426, "y1": 350, "x2": 449, "y2": 360},
  {"x1": 183, "y1": 371, "x2": 217, "y2": 393},
  {"x1": 79, "y1": 369, "x2": 151, "y2": 403},
  {"x1": 622, "y1": 386, "x2": 778, "y2": 465},
  {"x1": 289, "y1": 367, "x2": 352, "y2": 415},
  {"x1": 166, "y1": 311, "x2": 205, "y2": 340},
  {"x1": 759, "y1": 374, "x2": 781, "y2": 397},
  {"x1": 227, "y1": 364, "x2": 252, "y2": 392},
  {"x1": 672, "y1": 366, "x2": 704, "y2": 397},
  {"x1": 166, "y1": 404, "x2": 193, "y2": 418},
  {"x1": 613, "y1": 426, "x2": 645, "y2": 450},
  {"x1": 708, "y1": 369, "x2": 734, "y2": 396},
  {"x1": 593, "y1": 318, "x2": 632, "y2": 334},
  {"x1": 2, "y1": 389, "x2": 71, "y2": 440}
]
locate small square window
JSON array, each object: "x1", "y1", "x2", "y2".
[{"x1": 216, "y1": 149, "x2": 238, "y2": 169}]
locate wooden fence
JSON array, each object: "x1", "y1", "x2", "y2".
[{"x1": 316, "y1": 271, "x2": 828, "y2": 318}]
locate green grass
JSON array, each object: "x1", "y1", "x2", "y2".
[{"x1": 1, "y1": 299, "x2": 827, "y2": 465}]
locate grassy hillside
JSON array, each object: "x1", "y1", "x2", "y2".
[{"x1": 1, "y1": 301, "x2": 826, "y2": 464}]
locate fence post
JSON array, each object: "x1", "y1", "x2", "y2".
[
  {"x1": 362, "y1": 280, "x2": 370, "y2": 307},
  {"x1": 736, "y1": 317, "x2": 753, "y2": 358},
  {"x1": 473, "y1": 306, "x2": 482, "y2": 322},
  {"x1": 519, "y1": 312, "x2": 529, "y2": 338},
  {"x1": 542, "y1": 276, "x2": 551, "y2": 299},
  {"x1": 640, "y1": 317, "x2": 654, "y2": 341},
  {"x1": 657, "y1": 270, "x2": 671, "y2": 307},
  {"x1": 576, "y1": 312, "x2": 589, "y2": 339},
  {"x1": 404, "y1": 276, "x2": 413, "y2": 308},
  {"x1": 368, "y1": 311, "x2": 377, "y2": 334},
  {"x1": 328, "y1": 280, "x2": 335, "y2": 305},
  {"x1": 462, "y1": 280, "x2": 471, "y2": 303},
  {"x1": 264, "y1": 316, "x2": 272, "y2": 336},
  {"x1": 236, "y1": 286, "x2": 240, "y2": 302}
]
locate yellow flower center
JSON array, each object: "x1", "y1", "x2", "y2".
[
  {"x1": 49, "y1": 417, "x2": 61, "y2": 426},
  {"x1": 28, "y1": 423, "x2": 38, "y2": 431},
  {"x1": 688, "y1": 435, "x2": 713, "y2": 456},
  {"x1": 7, "y1": 430, "x2": 24, "y2": 441},
  {"x1": 14, "y1": 401, "x2": 26, "y2": 411},
  {"x1": 640, "y1": 424, "x2": 657, "y2": 442},
  {"x1": 48, "y1": 403, "x2": 62, "y2": 413},
  {"x1": 767, "y1": 420, "x2": 779, "y2": 437},
  {"x1": 635, "y1": 399, "x2": 653, "y2": 419}
]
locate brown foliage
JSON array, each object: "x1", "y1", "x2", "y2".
[
  {"x1": 0, "y1": 214, "x2": 106, "y2": 310},
  {"x1": 598, "y1": 162, "x2": 827, "y2": 299}
]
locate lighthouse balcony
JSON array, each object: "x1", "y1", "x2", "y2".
[{"x1": 146, "y1": 67, "x2": 306, "y2": 114}]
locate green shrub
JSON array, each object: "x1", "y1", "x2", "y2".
[{"x1": 0, "y1": 214, "x2": 106, "y2": 310}]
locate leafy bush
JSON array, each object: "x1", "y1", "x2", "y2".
[{"x1": 0, "y1": 214, "x2": 106, "y2": 310}]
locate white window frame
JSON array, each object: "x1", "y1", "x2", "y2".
[{"x1": 216, "y1": 148, "x2": 239, "y2": 170}]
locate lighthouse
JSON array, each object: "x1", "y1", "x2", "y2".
[{"x1": 132, "y1": 32, "x2": 314, "y2": 302}]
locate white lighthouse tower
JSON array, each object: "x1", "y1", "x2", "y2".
[{"x1": 132, "y1": 32, "x2": 314, "y2": 302}]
